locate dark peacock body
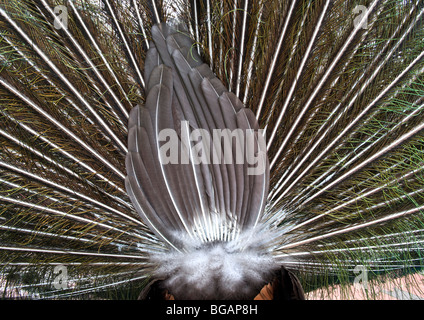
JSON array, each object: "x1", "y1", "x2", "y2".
[{"x1": 0, "y1": 0, "x2": 424, "y2": 300}]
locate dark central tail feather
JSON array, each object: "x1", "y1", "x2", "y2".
[{"x1": 125, "y1": 23, "x2": 269, "y2": 249}]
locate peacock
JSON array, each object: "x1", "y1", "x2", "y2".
[{"x1": 0, "y1": 0, "x2": 424, "y2": 300}]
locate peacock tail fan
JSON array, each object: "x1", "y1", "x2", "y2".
[{"x1": 0, "y1": 0, "x2": 423, "y2": 300}]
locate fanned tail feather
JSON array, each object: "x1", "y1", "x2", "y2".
[{"x1": 0, "y1": 0, "x2": 423, "y2": 299}]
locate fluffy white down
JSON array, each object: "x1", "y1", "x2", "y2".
[{"x1": 151, "y1": 229, "x2": 279, "y2": 299}]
